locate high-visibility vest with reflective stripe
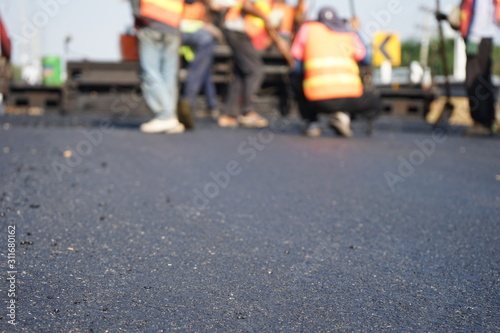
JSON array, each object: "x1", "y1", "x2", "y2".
[
  {"x1": 225, "y1": 0, "x2": 272, "y2": 37},
  {"x1": 460, "y1": 0, "x2": 500, "y2": 38},
  {"x1": 303, "y1": 22, "x2": 363, "y2": 101},
  {"x1": 141, "y1": 0, "x2": 184, "y2": 28}
]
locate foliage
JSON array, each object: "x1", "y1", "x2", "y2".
[{"x1": 399, "y1": 38, "x2": 500, "y2": 76}]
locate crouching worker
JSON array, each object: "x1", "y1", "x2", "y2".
[{"x1": 290, "y1": 6, "x2": 382, "y2": 137}]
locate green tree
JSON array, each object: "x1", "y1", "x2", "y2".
[{"x1": 400, "y1": 38, "x2": 500, "y2": 76}]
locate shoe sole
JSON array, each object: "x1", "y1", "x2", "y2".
[
  {"x1": 164, "y1": 124, "x2": 185, "y2": 134},
  {"x1": 217, "y1": 117, "x2": 239, "y2": 128},
  {"x1": 305, "y1": 130, "x2": 322, "y2": 137},
  {"x1": 238, "y1": 120, "x2": 269, "y2": 128}
]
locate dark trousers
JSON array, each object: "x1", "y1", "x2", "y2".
[
  {"x1": 223, "y1": 30, "x2": 264, "y2": 116},
  {"x1": 466, "y1": 38, "x2": 496, "y2": 128},
  {"x1": 182, "y1": 30, "x2": 218, "y2": 110},
  {"x1": 290, "y1": 72, "x2": 383, "y2": 122}
]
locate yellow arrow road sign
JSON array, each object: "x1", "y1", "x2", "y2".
[{"x1": 373, "y1": 32, "x2": 401, "y2": 67}]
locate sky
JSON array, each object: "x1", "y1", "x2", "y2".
[{"x1": 0, "y1": 0, "x2": 498, "y2": 65}]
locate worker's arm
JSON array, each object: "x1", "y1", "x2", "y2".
[
  {"x1": 290, "y1": 24, "x2": 308, "y2": 72},
  {"x1": 352, "y1": 32, "x2": 368, "y2": 63},
  {"x1": 130, "y1": 0, "x2": 150, "y2": 28},
  {"x1": 130, "y1": 0, "x2": 141, "y2": 17},
  {"x1": 348, "y1": 18, "x2": 370, "y2": 65},
  {"x1": 294, "y1": 0, "x2": 305, "y2": 29}
]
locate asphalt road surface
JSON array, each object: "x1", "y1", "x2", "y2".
[{"x1": 0, "y1": 114, "x2": 499, "y2": 332}]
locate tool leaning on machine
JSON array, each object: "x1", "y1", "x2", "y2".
[
  {"x1": 433, "y1": 0, "x2": 455, "y2": 129},
  {"x1": 435, "y1": 0, "x2": 499, "y2": 135}
]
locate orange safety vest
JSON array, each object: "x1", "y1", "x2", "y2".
[
  {"x1": 225, "y1": 0, "x2": 272, "y2": 49},
  {"x1": 303, "y1": 22, "x2": 363, "y2": 101},
  {"x1": 141, "y1": 0, "x2": 184, "y2": 28},
  {"x1": 460, "y1": 0, "x2": 500, "y2": 38},
  {"x1": 182, "y1": 2, "x2": 207, "y2": 21}
]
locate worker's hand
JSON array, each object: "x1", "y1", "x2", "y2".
[
  {"x1": 435, "y1": 12, "x2": 448, "y2": 22},
  {"x1": 203, "y1": 24, "x2": 223, "y2": 41},
  {"x1": 263, "y1": 17, "x2": 274, "y2": 30},
  {"x1": 465, "y1": 40, "x2": 479, "y2": 56},
  {"x1": 349, "y1": 17, "x2": 361, "y2": 31},
  {"x1": 134, "y1": 16, "x2": 149, "y2": 28}
]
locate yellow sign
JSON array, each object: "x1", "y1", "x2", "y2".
[{"x1": 372, "y1": 32, "x2": 401, "y2": 67}]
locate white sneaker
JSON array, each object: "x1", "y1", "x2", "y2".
[
  {"x1": 330, "y1": 112, "x2": 352, "y2": 138},
  {"x1": 140, "y1": 118, "x2": 185, "y2": 134}
]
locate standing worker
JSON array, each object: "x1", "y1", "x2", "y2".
[
  {"x1": 130, "y1": 0, "x2": 197, "y2": 134},
  {"x1": 441, "y1": 0, "x2": 500, "y2": 135},
  {"x1": 290, "y1": 6, "x2": 382, "y2": 137},
  {"x1": 181, "y1": 1, "x2": 221, "y2": 119},
  {"x1": 217, "y1": 0, "x2": 274, "y2": 128}
]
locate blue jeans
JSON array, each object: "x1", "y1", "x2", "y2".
[
  {"x1": 182, "y1": 29, "x2": 218, "y2": 110},
  {"x1": 138, "y1": 28, "x2": 180, "y2": 120}
]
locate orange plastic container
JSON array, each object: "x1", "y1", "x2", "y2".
[{"x1": 120, "y1": 34, "x2": 139, "y2": 61}]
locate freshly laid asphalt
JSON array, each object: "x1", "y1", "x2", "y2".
[{"x1": 0, "y1": 113, "x2": 499, "y2": 332}]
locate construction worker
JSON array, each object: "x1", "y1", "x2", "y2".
[
  {"x1": 130, "y1": 0, "x2": 198, "y2": 133},
  {"x1": 181, "y1": 1, "x2": 221, "y2": 119},
  {"x1": 441, "y1": 0, "x2": 500, "y2": 135},
  {"x1": 216, "y1": 0, "x2": 274, "y2": 128},
  {"x1": 290, "y1": 6, "x2": 382, "y2": 137}
]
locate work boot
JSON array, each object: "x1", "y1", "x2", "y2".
[
  {"x1": 304, "y1": 121, "x2": 322, "y2": 137},
  {"x1": 177, "y1": 98, "x2": 195, "y2": 130},
  {"x1": 210, "y1": 108, "x2": 220, "y2": 120},
  {"x1": 330, "y1": 112, "x2": 353, "y2": 138},
  {"x1": 464, "y1": 123, "x2": 496, "y2": 137}
]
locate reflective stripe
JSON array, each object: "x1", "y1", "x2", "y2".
[
  {"x1": 181, "y1": 19, "x2": 204, "y2": 33},
  {"x1": 141, "y1": 0, "x2": 183, "y2": 28},
  {"x1": 304, "y1": 74, "x2": 363, "y2": 100},
  {"x1": 304, "y1": 74, "x2": 361, "y2": 90},
  {"x1": 142, "y1": 0, "x2": 183, "y2": 13},
  {"x1": 304, "y1": 57, "x2": 359, "y2": 74}
]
